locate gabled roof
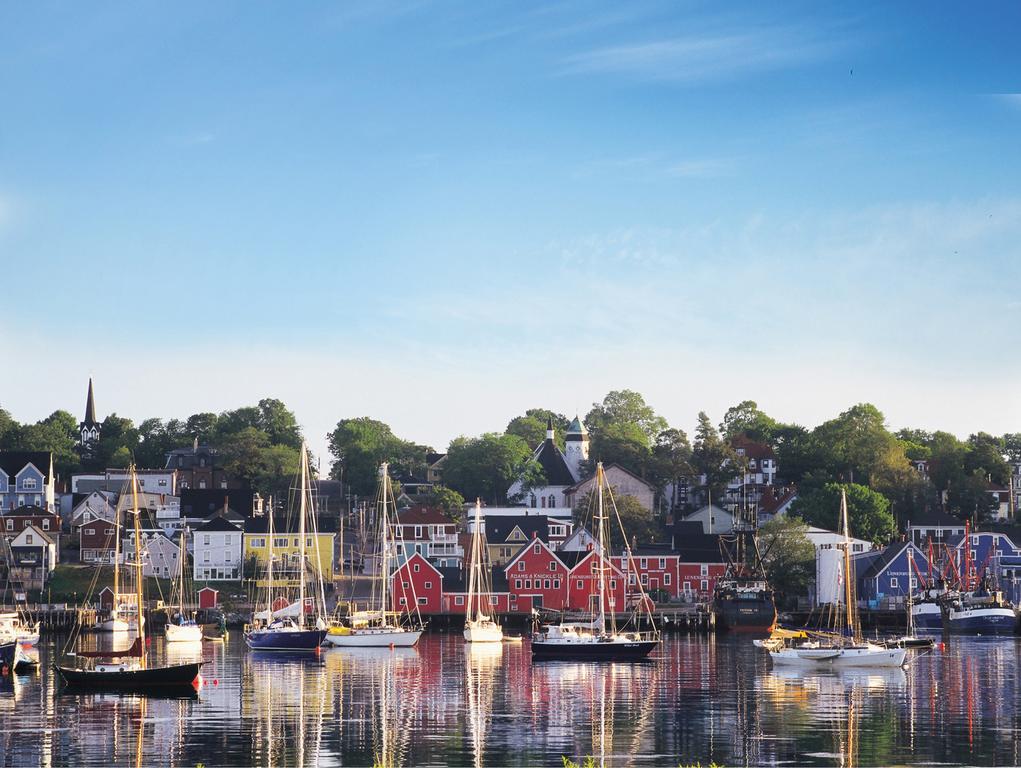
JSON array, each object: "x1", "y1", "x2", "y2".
[
  {"x1": 394, "y1": 550, "x2": 442, "y2": 577},
  {"x1": 731, "y1": 435, "x2": 775, "y2": 460},
  {"x1": 0, "y1": 451, "x2": 52, "y2": 483},
  {"x1": 556, "y1": 548, "x2": 625, "y2": 576},
  {"x1": 759, "y1": 486, "x2": 797, "y2": 516},
  {"x1": 438, "y1": 564, "x2": 508, "y2": 593},
  {"x1": 857, "y1": 542, "x2": 918, "y2": 582},
  {"x1": 243, "y1": 516, "x2": 337, "y2": 534},
  {"x1": 486, "y1": 515, "x2": 550, "y2": 544},
  {"x1": 426, "y1": 453, "x2": 446, "y2": 466},
  {"x1": 503, "y1": 536, "x2": 559, "y2": 573},
  {"x1": 11, "y1": 523, "x2": 55, "y2": 547},
  {"x1": 672, "y1": 521, "x2": 726, "y2": 563},
  {"x1": 531, "y1": 436, "x2": 576, "y2": 486},
  {"x1": 2, "y1": 505, "x2": 58, "y2": 517},
  {"x1": 565, "y1": 463, "x2": 655, "y2": 494},
  {"x1": 180, "y1": 488, "x2": 254, "y2": 518},
  {"x1": 396, "y1": 506, "x2": 454, "y2": 527}
]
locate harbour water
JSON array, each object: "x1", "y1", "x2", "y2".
[{"x1": 2, "y1": 633, "x2": 1020, "y2": 766}]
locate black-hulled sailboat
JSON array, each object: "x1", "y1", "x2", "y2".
[
  {"x1": 54, "y1": 466, "x2": 203, "y2": 692},
  {"x1": 531, "y1": 462, "x2": 659, "y2": 661},
  {"x1": 711, "y1": 489, "x2": 777, "y2": 633}
]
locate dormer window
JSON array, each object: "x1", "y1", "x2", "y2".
[{"x1": 22, "y1": 478, "x2": 37, "y2": 490}]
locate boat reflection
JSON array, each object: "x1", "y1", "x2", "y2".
[{"x1": 466, "y1": 641, "x2": 502, "y2": 767}]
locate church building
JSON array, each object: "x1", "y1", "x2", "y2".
[
  {"x1": 506, "y1": 416, "x2": 589, "y2": 511},
  {"x1": 77, "y1": 377, "x2": 102, "y2": 463}
]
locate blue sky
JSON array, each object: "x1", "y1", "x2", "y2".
[{"x1": 2, "y1": 1, "x2": 1020, "y2": 459}]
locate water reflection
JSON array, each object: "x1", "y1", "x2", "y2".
[{"x1": 466, "y1": 643, "x2": 501, "y2": 768}]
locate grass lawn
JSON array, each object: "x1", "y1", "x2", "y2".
[{"x1": 37, "y1": 565, "x2": 175, "y2": 605}]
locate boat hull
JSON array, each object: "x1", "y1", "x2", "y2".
[
  {"x1": 942, "y1": 607, "x2": 1017, "y2": 636},
  {"x1": 464, "y1": 621, "x2": 503, "y2": 643},
  {"x1": 53, "y1": 661, "x2": 202, "y2": 691},
  {"x1": 244, "y1": 628, "x2": 326, "y2": 651},
  {"x1": 323, "y1": 628, "x2": 422, "y2": 647},
  {"x1": 769, "y1": 646, "x2": 906, "y2": 668},
  {"x1": 713, "y1": 596, "x2": 777, "y2": 633},
  {"x1": 531, "y1": 639, "x2": 658, "y2": 661},
  {"x1": 166, "y1": 623, "x2": 203, "y2": 643},
  {"x1": 910, "y1": 603, "x2": 943, "y2": 631},
  {"x1": 96, "y1": 616, "x2": 144, "y2": 634}
]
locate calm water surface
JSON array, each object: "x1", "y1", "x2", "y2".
[{"x1": 1, "y1": 633, "x2": 1020, "y2": 767}]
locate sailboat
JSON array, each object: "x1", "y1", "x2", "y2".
[
  {"x1": 323, "y1": 463, "x2": 425, "y2": 648},
  {"x1": 765, "y1": 489, "x2": 906, "y2": 668},
  {"x1": 245, "y1": 442, "x2": 329, "y2": 652},
  {"x1": 95, "y1": 497, "x2": 144, "y2": 634},
  {"x1": 885, "y1": 548, "x2": 934, "y2": 649},
  {"x1": 165, "y1": 526, "x2": 202, "y2": 643},
  {"x1": 54, "y1": 466, "x2": 203, "y2": 691},
  {"x1": 531, "y1": 462, "x2": 660, "y2": 661},
  {"x1": 463, "y1": 500, "x2": 502, "y2": 643}
]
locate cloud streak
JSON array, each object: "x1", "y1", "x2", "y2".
[{"x1": 560, "y1": 24, "x2": 844, "y2": 82}]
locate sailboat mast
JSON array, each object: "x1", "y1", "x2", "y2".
[
  {"x1": 597, "y1": 463, "x2": 607, "y2": 632},
  {"x1": 906, "y1": 547, "x2": 915, "y2": 636},
  {"x1": 131, "y1": 467, "x2": 145, "y2": 667},
  {"x1": 380, "y1": 464, "x2": 390, "y2": 620},
  {"x1": 267, "y1": 501, "x2": 275, "y2": 616},
  {"x1": 468, "y1": 500, "x2": 480, "y2": 622},
  {"x1": 299, "y1": 445, "x2": 308, "y2": 621},
  {"x1": 113, "y1": 498, "x2": 121, "y2": 605},
  {"x1": 841, "y1": 489, "x2": 856, "y2": 641},
  {"x1": 180, "y1": 526, "x2": 187, "y2": 613}
]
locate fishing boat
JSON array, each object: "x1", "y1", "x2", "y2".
[
  {"x1": 531, "y1": 463, "x2": 660, "y2": 661},
  {"x1": 939, "y1": 584, "x2": 1017, "y2": 635},
  {"x1": 463, "y1": 500, "x2": 502, "y2": 643},
  {"x1": 323, "y1": 463, "x2": 424, "y2": 648},
  {"x1": 54, "y1": 466, "x2": 203, "y2": 692},
  {"x1": 244, "y1": 443, "x2": 328, "y2": 652},
  {"x1": 165, "y1": 526, "x2": 202, "y2": 643},
  {"x1": 764, "y1": 490, "x2": 906, "y2": 668},
  {"x1": 0, "y1": 611, "x2": 39, "y2": 647},
  {"x1": 0, "y1": 639, "x2": 34, "y2": 674}
]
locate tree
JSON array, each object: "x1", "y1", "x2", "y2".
[
  {"x1": 254, "y1": 398, "x2": 303, "y2": 449},
  {"x1": 16, "y1": 410, "x2": 80, "y2": 478},
  {"x1": 720, "y1": 400, "x2": 778, "y2": 442},
  {"x1": 812, "y1": 403, "x2": 909, "y2": 486},
  {"x1": 965, "y1": 432, "x2": 1009, "y2": 485},
  {"x1": 692, "y1": 412, "x2": 735, "y2": 501},
  {"x1": 572, "y1": 488, "x2": 658, "y2": 545},
  {"x1": 586, "y1": 421, "x2": 651, "y2": 479},
  {"x1": 649, "y1": 428, "x2": 692, "y2": 515},
  {"x1": 425, "y1": 485, "x2": 467, "y2": 524},
  {"x1": 505, "y1": 409, "x2": 569, "y2": 450},
  {"x1": 185, "y1": 412, "x2": 218, "y2": 442},
  {"x1": 946, "y1": 469, "x2": 998, "y2": 523},
  {"x1": 789, "y1": 482, "x2": 897, "y2": 544},
  {"x1": 1003, "y1": 433, "x2": 1021, "y2": 463},
  {"x1": 327, "y1": 417, "x2": 428, "y2": 496},
  {"x1": 584, "y1": 390, "x2": 667, "y2": 446},
  {"x1": 135, "y1": 417, "x2": 187, "y2": 468},
  {"x1": 220, "y1": 428, "x2": 302, "y2": 497},
  {"x1": 109, "y1": 446, "x2": 133, "y2": 468},
  {"x1": 442, "y1": 433, "x2": 532, "y2": 505},
  {"x1": 0, "y1": 406, "x2": 19, "y2": 447},
  {"x1": 757, "y1": 516, "x2": 816, "y2": 609},
  {"x1": 92, "y1": 414, "x2": 139, "y2": 471}
]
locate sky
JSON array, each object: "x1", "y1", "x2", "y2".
[{"x1": 1, "y1": 1, "x2": 1020, "y2": 462}]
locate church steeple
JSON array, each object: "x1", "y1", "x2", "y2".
[
  {"x1": 563, "y1": 415, "x2": 589, "y2": 483},
  {"x1": 545, "y1": 415, "x2": 555, "y2": 442},
  {"x1": 84, "y1": 377, "x2": 98, "y2": 427}
]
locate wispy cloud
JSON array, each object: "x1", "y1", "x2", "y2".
[
  {"x1": 560, "y1": 24, "x2": 844, "y2": 82},
  {"x1": 993, "y1": 93, "x2": 1021, "y2": 109}
]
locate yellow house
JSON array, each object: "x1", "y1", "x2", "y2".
[{"x1": 243, "y1": 516, "x2": 335, "y2": 588}]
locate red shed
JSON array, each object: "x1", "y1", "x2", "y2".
[{"x1": 198, "y1": 586, "x2": 219, "y2": 609}]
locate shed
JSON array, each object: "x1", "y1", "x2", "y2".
[{"x1": 198, "y1": 586, "x2": 219, "y2": 609}]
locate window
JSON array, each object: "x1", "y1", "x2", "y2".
[
  {"x1": 490, "y1": 596, "x2": 499, "y2": 606},
  {"x1": 402, "y1": 581, "x2": 410, "y2": 588},
  {"x1": 399, "y1": 598, "x2": 407, "y2": 606},
  {"x1": 415, "y1": 526, "x2": 422, "y2": 538},
  {"x1": 22, "y1": 478, "x2": 37, "y2": 490},
  {"x1": 26, "y1": 534, "x2": 33, "y2": 544},
  {"x1": 544, "y1": 579, "x2": 551, "y2": 589},
  {"x1": 158, "y1": 479, "x2": 167, "y2": 487},
  {"x1": 664, "y1": 573, "x2": 672, "y2": 585},
  {"x1": 515, "y1": 579, "x2": 522, "y2": 589},
  {"x1": 413, "y1": 563, "x2": 420, "y2": 573},
  {"x1": 548, "y1": 561, "x2": 557, "y2": 572},
  {"x1": 293, "y1": 538, "x2": 300, "y2": 547},
  {"x1": 225, "y1": 535, "x2": 232, "y2": 545},
  {"x1": 525, "y1": 579, "x2": 532, "y2": 589},
  {"x1": 518, "y1": 562, "x2": 525, "y2": 572},
  {"x1": 273, "y1": 537, "x2": 288, "y2": 548},
  {"x1": 455, "y1": 595, "x2": 464, "y2": 605},
  {"x1": 548, "y1": 495, "x2": 556, "y2": 508},
  {"x1": 890, "y1": 577, "x2": 899, "y2": 588},
  {"x1": 640, "y1": 558, "x2": 648, "y2": 569},
  {"x1": 84, "y1": 528, "x2": 94, "y2": 535},
  {"x1": 577, "y1": 580, "x2": 583, "y2": 590},
  {"x1": 700, "y1": 580, "x2": 708, "y2": 591},
  {"x1": 553, "y1": 579, "x2": 560, "y2": 589},
  {"x1": 640, "y1": 574, "x2": 648, "y2": 585},
  {"x1": 610, "y1": 580, "x2": 616, "y2": 590},
  {"x1": 4, "y1": 520, "x2": 11, "y2": 531},
  {"x1": 533, "y1": 544, "x2": 540, "y2": 554},
  {"x1": 424, "y1": 581, "x2": 432, "y2": 590},
  {"x1": 198, "y1": 480, "x2": 207, "y2": 489},
  {"x1": 417, "y1": 597, "x2": 427, "y2": 605},
  {"x1": 204, "y1": 535, "x2": 211, "y2": 546},
  {"x1": 42, "y1": 519, "x2": 50, "y2": 530},
  {"x1": 658, "y1": 558, "x2": 666, "y2": 569},
  {"x1": 700, "y1": 564, "x2": 708, "y2": 576}
]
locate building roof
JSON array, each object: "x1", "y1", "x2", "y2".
[
  {"x1": 180, "y1": 488, "x2": 254, "y2": 518},
  {"x1": 396, "y1": 506, "x2": 454, "y2": 527},
  {"x1": 565, "y1": 463, "x2": 655, "y2": 494},
  {"x1": 11, "y1": 523, "x2": 55, "y2": 546},
  {"x1": 0, "y1": 451, "x2": 52, "y2": 483},
  {"x1": 1, "y1": 505, "x2": 58, "y2": 517},
  {"x1": 438, "y1": 565, "x2": 509, "y2": 593},
  {"x1": 81, "y1": 377, "x2": 99, "y2": 427},
  {"x1": 759, "y1": 486, "x2": 797, "y2": 516},
  {"x1": 194, "y1": 516, "x2": 243, "y2": 533},
  {"x1": 531, "y1": 434, "x2": 577, "y2": 486},
  {"x1": 731, "y1": 435, "x2": 775, "y2": 461},
  {"x1": 164, "y1": 444, "x2": 219, "y2": 469},
  {"x1": 243, "y1": 515, "x2": 337, "y2": 534},
  {"x1": 565, "y1": 415, "x2": 588, "y2": 438},
  {"x1": 486, "y1": 515, "x2": 551, "y2": 544},
  {"x1": 672, "y1": 521, "x2": 726, "y2": 563},
  {"x1": 857, "y1": 541, "x2": 915, "y2": 582},
  {"x1": 426, "y1": 453, "x2": 446, "y2": 466}
]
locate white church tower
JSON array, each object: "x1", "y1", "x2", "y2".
[{"x1": 563, "y1": 415, "x2": 589, "y2": 482}]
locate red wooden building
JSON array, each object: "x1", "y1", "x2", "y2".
[
  {"x1": 391, "y1": 552, "x2": 444, "y2": 614},
  {"x1": 504, "y1": 537, "x2": 569, "y2": 611}
]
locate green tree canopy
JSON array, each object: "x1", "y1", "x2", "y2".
[
  {"x1": 584, "y1": 390, "x2": 667, "y2": 447},
  {"x1": 14, "y1": 410, "x2": 81, "y2": 478},
  {"x1": 692, "y1": 412, "x2": 736, "y2": 501},
  {"x1": 327, "y1": 417, "x2": 428, "y2": 497},
  {"x1": 442, "y1": 433, "x2": 532, "y2": 505},
  {"x1": 757, "y1": 515, "x2": 816, "y2": 609},
  {"x1": 505, "y1": 409, "x2": 569, "y2": 450},
  {"x1": 720, "y1": 400, "x2": 779, "y2": 442},
  {"x1": 572, "y1": 488, "x2": 659, "y2": 546},
  {"x1": 789, "y1": 482, "x2": 897, "y2": 544},
  {"x1": 425, "y1": 485, "x2": 467, "y2": 524}
]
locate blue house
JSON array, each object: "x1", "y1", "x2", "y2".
[
  {"x1": 949, "y1": 530, "x2": 1021, "y2": 582},
  {"x1": 0, "y1": 451, "x2": 56, "y2": 513},
  {"x1": 855, "y1": 541, "x2": 927, "y2": 604}
]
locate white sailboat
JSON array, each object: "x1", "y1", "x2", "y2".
[
  {"x1": 766, "y1": 489, "x2": 906, "y2": 668},
  {"x1": 463, "y1": 500, "x2": 502, "y2": 643},
  {"x1": 165, "y1": 526, "x2": 202, "y2": 643},
  {"x1": 324, "y1": 463, "x2": 424, "y2": 648}
]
